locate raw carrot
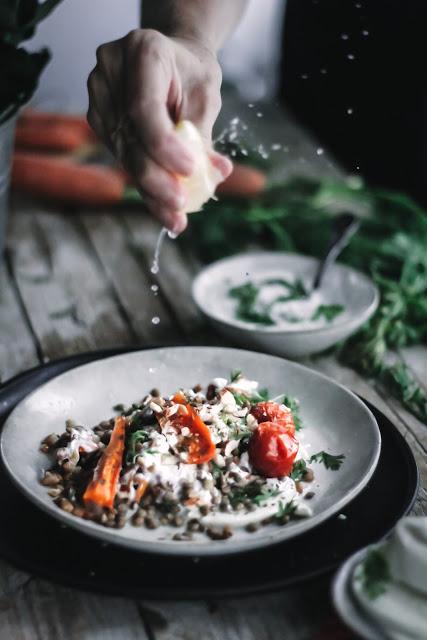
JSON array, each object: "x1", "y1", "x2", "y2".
[
  {"x1": 15, "y1": 122, "x2": 91, "y2": 152},
  {"x1": 83, "y1": 416, "x2": 127, "y2": 509},
  {"x1": 12, "y1": 152, "x2": 126, "y2": 206},
  {"x1": 215, "y1": 163, "x2": 267, "y2": 199},
  {"x1": 19, "y1": 109, "x2": 96, "y2": 139}
]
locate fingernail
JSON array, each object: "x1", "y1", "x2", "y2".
[{"x1": 170, "y1": 214, "x2": 187, "y2": 235}]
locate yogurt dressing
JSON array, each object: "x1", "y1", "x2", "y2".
[
  {"x1": 227, "y1": 271, "x2": 348, "y2": 330},
  {"x1": 352, "y1": 517, "x2": 427, "y2": 640}
]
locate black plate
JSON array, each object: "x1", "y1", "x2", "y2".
[{"x1": 0, "y1": 349, "x2": 419, "y2": 600}]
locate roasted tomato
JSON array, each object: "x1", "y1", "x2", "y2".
[
  {"x1": 251, "y1": 401, "x2": 295, "y2": 435},
  {"x1": 248, "y1": 421, "x2": 299, "y2": 477}
]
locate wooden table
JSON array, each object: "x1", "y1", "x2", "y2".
[{"x1": 1, "y1": 102, "x2": 426, "y2": 639}]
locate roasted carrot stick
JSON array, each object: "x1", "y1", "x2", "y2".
[
  {"x1": 135, "y1": 479, "x2": 148, "y2": 504},
  {"x1": 215, "y1": 163, "x2": 266, "y2": 199},
  {"x1": 83, "y1": 416, "x2": 127, "y2": 509},
  {"x1": 12, "y1": 152, "x2": 126, "y2": 206}
]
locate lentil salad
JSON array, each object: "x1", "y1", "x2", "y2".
[{"x1": 39, "y1": 372, "x2": 344, "y2": 542}]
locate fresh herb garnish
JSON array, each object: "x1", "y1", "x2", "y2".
[
  {"x1": 357, "y1": 548, "x2": 391, "y2": 599},
  {"x1": 229, "y1": 481, "x2": 279, "y2": 507},
  {"x1": 263, "y1": 277, "x2": 308, "y2": 301},
  {"x1": 126, "y1": 429, "x2": 149, "y2": 464},
  {"x1": 275, "y1": 500, "x2": 297, "y2": 519},
  {"x1": 211, "y1": 461, "x2": 224, "y2": 479},
  {"x1": 311, "y1": 304, "x2": 344, "y2": 322},
  {"x1": 230, "y1": 391, "x2": 249, "y2": 406},
  {"x1": 238, "y1": 434, "x2": 251, "y2": 455},
  {"x1": 229, "y1": 282, "x2": 274, "y2": 325},
  {"x1": 230, "y1": 369, "x2": 242, "y2": 382},
  {"x1": 290, "y1": 459, "x2": 308, "y2": 481},
  {"x1": 183, "y1": 175, "x2": 427, "y2": 424},
  {"x1": 252, "y1": 387, "x2": 270, "y2": 402},
  {"x1": 309, "y1": 451, "x2": 345, "y2": 470},
  {"x1": 113, "y1": 403, "x2": 125, "y2": 413},
  {"x1": 282, "y1": 395, "x2": 303, "y2": 430}
]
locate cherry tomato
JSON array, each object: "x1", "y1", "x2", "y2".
[
  {"x1": 170, "y1": 392, "x2": 216, "y2": 464},
  {"x1": 251, "y1": 401, "x2": 295, "y2": 435},
  {"x1": 248, "y1": 421, "x2": 299, "y2": 477}
]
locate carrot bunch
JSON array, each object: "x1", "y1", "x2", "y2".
[{"x1": 12, "y1": 109, "x2": 267, "y2": 207}]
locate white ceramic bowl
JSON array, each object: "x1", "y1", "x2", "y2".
[
  {"x1": 0, "y1": 347, "x2": 380, "y2": 556},
  {"x1": 192, "y1": 252, "x2": 379, "y2": 359}
]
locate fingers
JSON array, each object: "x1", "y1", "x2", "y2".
[
  {"x1": 124, "y1": 30, "x2": 194, "y2": 176},
  {"x1": 143, "y1": 193, "x2": 188, "y2": 233},
  {"x1": 209, "y1": 151, "x2": 233, "y2": 180}
]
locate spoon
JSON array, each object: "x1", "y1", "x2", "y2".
[{"x1": 311, "y1": 212, "x2": 360, "y2": 291}]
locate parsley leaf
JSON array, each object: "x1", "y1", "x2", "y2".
[
  {"x1": 309, "y1": 451, "x2": 345, "y2": 470},
  {"x1": 290, "y1": 459, "x2": 308, "y2": 481},
  {"x1": 275, "y1": 500, "x2": 297, "y2": 519},
  {"x1": 229, "y1": 282, "x2": 274, "y2": 325},
  {"x1": 126, "y1": 429, "x2": 150, "y2": 465},
  {"x1": 357, "y1": 548, "x2": 391, "y2": 599},
  {"x1": 311, "y1": 304, "x2": 345, "y2": 322}
]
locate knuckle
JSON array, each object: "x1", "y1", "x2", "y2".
[{"x1": 86, "y1": 68, "x2": 97, "y2": 93}]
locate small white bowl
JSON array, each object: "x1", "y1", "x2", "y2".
[{"x1": 192, "y1": 251, "x2": 379, "y2": 359}]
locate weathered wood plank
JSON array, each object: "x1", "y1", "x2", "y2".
[
  {"x1": 140, "y1": 582, "x2": 330, "y2": 640},
  {"x1": 7, "y1": 205, "x2": 133, "y2": 361},
  {"x1": 0, "y1": 263, "x2": 39, "y2": 382},
  {"x1": 80, "y1": 212, "x2": 182, "y2": 346},
  {"x1": 123, "y1": 214, "x2": 209, "y2": 343},
  {"x1": 0, "y1": 578, "x2": 147, "y2": 640}
]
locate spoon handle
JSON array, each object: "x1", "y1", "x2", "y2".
[{"x1": 312, "y1": 212, "x2": 360, "y2": 290}]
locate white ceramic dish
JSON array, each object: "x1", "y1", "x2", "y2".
[
  {"x1": 192, "y1": 252, "x2": 379, "y2": 358},
  {"x1": 0, "y1": 347, "x2": 381, "y2": 556},
  {"x1": 333, "y1": 548, "x2": 388, "y2": 640}
]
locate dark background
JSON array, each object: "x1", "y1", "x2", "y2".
[{"x1": 281, "y1": 0, "x2": 427, "y2": 205}]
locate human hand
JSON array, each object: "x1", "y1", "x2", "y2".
[{"x1": 87, "y1": 29, "x2": 232, "y2": 232}]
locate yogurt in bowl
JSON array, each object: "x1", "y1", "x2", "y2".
[{"x1": 192, "y1": 251, "x2": 379, "y2": 358}]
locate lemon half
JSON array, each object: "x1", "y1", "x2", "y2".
[{"x1": 175, "y1": 120, "x2": 223, "y2": 214}]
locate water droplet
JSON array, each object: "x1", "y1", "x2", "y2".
[
  {"x1": 149, "y1": 367, "x2": 155, "y2": 373},
  {"x1": 362, "y1": 29, "x2": 369, "y2": 36},
  {"x1": 347, "y1": 53, "x2": 355, "y2": 60},
  {"x1": 320, "y1": 68, "x2": 327, "y2": 75},
  {"x1": 301, "y1": 74, "x2": 309, "y2": 80},
  {"x1": 150, "y1": 264, "x2": 159, "y2": 275},
  {"x1": 341, "y1": 33, "x2": 349, "y2": 40},
  {"x1": 241, "y1": 149, "x2": 248, "y2": 156},
  {"x1": 256, "y1": 112, "x2": 263, "y2": 118},
  {"x1": 248, "y1": 103, "x2": 254, "y2": 108},
  {"x1": 151, "y1": 284, "x2": 159, "y2": 293},
  {"x1": 151, "y1": 316, "x2": 160, "y2": 325},
  {"x1": 271, "y1": 143, "x2": 282, "y2": 151},
  {"x1": 316, "y1": 148, "x2": 324, "y2": 155},
  {"x1": 347, "y1": 107, "x2": 354, "y2": 115},
  {"x1": 355, "y1": 2, "x2": 362, "y2": 7},
  {"x1": 167, "y1": 230, "x2": 177, "y2": 239}
]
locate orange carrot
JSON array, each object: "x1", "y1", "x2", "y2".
[
  {"x1": 19, "y1": 109, "x2": 96, "y2": 140},
  {"x1": 216, "y1": 163, "x2": 267, "y2": 199},
  {"x1": 135, "y1": 479, "x2": 148, "y2": 504},
  {"x1": 15, "y1": 122, "x2": 92, "y2": 152},
  {"x1": 12, "y1": 152, "x2": 126, "y2": 206},
  {"x1": 83, "y1": 416, "x2": 127, "y2": 509}
]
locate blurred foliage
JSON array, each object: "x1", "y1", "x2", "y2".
[
  {"x1": 0, "y1": 0, "x2": 63, "y2": 124},
  {"x1": 183, "y1": 176, "x2": 427, "y2": 423}
]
